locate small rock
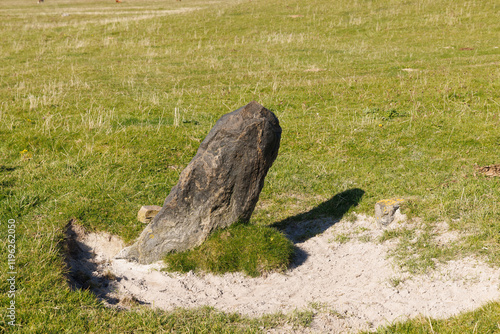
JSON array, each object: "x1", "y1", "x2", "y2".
[
  {"x1": 137, "y1": 205, "x2": 162, "y2": 223},
  {"x1": 375, "y1": 198, "x2": 404, "y2": 228}
]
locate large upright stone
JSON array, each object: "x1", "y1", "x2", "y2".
[{"x1": 117, "y1": 101, "x2": 281, "y2": 264}]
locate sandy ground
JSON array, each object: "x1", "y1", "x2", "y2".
[{"x1": 65, "y1": 215, "x2": 500, "y2": 333}]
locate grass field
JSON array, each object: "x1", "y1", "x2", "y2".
[{"x1": 0, "y1": 0, "x2": 499, "y2": 332}]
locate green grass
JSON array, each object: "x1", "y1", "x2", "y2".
[
  {"x1": 0, "y1": 0, "x2": 499, "y2": 332},
  {"x1": 373, "y1": 302, "x2": 500, "y2": 334},
  {"x1": 379, "y1": 227, "x2": 459, "y2": 274},
  {"x1": 163, "y1": 223, "x2": 294, "y2": 277}
]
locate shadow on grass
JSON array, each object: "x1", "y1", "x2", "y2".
[
  {"x1": 0, "y1": 165, "x2": 17, "y2": 172},
  {"x1": 272, "y1": 188, "x2": 365, "y2": 243}
]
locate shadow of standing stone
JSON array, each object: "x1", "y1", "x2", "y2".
[
  {"x1": 117, "y1": 101, "x2": 281, "y2": 264},
  {"x1": 272, "y1": 188, "x2": 365, "y2": 243}
]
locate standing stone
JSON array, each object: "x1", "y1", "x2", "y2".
[
  {"x1": 117, "y1": 101, "x2": 281, "y2": 264},
  {"x1": 375, "y1": 198, "x2": 405, "y2": 228}
]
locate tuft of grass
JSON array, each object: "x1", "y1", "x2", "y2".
[
  {"x1": 163, "y1": 223, "x2": 294, "y2": 277},
  {"x1": 379, "y1": 228, "x2": 416, "y2": 243},
  {"x1": 388, "y1": 276, "x2": 405, "y2": 288},
  {"x1": 374, "y1": 302, "x2": 500, "y2": 334},
  {"x1": 379, "y1": 227, "x2": 459, "y2": 274},
  {"x1": 333, "y1": 233, "x2": 351, "y2": 244}
]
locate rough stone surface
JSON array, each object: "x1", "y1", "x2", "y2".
[
  {"x1": 117, "y1": 101, "x2": 281, "y2": 264},
  {"x1": 375, "y1": 198, "x2": 405, "y2": 227},
  {"x1": 137, "y1": 205, "x2": 162, "y2": 223}
]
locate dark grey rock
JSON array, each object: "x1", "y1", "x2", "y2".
[{"x1": 117, "y1": 101, "x2": 281, "y2": 264}]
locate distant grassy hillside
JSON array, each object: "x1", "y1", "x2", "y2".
[{"x1": 0, "y1": 0, "x2": 499, "y2": 332}]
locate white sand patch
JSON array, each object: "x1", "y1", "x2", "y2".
[{"x1": 66, "y1": 216, "x2": 500, "y2": 333}]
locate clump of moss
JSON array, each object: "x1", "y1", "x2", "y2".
[{"x1": 163, "y1": 223, "x2": 294, "y2": 277}]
